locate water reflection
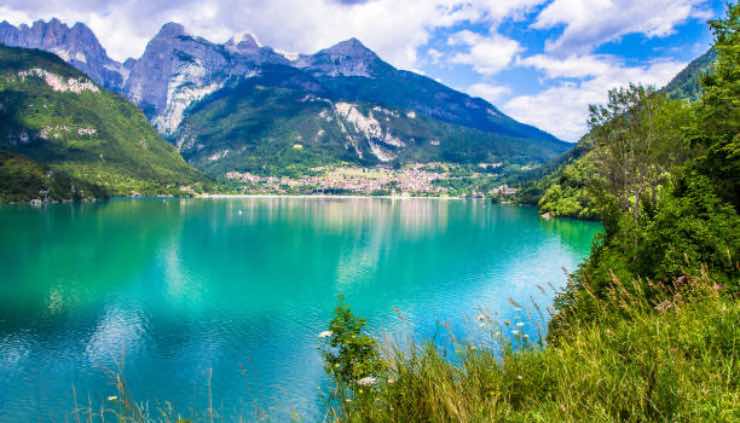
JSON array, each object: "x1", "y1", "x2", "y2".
[{"x1": 0, "y1": 198, "x2": 601, "y2": 421}]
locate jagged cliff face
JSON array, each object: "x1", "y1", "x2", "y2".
[
  {"x1": 123, "y1": 23, "x2": 235, "y2": 133},
  {"x1": 0, "y1": 20, "x2": 290, "y2": 136},
  {"x1": 123, "y1": 23, "x2": 290, "y2": 134},
  {"x1": 0, "y1": 19, "x2": 125, "y2": 91}
]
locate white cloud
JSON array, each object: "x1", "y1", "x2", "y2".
[
  {"x1": 426, "y1": 48, "x2": 444, "y2": 64},
  {"x1": 533, "y1": 0, "x2": 711, "y2": 54},
  {"x1": 473, "y1": 0, "x2": 545, "y2": 22},
  {"x1": 0, "y1": 0, "x2": 560, "y2": 69},
  {"x1": 516, "y1": 54, "x2": 615, "y2": 79},
  {"x1": 449, "y1": 30, "x2": 522, "y2": 76},
  {"x1": 467, "y1": 83, "x2": 511, "y2": 103},
  {"x1": 503, "y1": 55, "x2": 686, "y2": 140}
]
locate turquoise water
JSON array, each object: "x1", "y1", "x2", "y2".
[{"x1": 0, "y1": 198, "x2": 601, "y2": 420}]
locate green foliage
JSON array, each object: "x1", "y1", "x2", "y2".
[
  {"x1": 552, "y1": 4, "x2": 739, "y2": 327},
  {"x1": 663, "y1": 48, "x2": 717, "y2": 100},
  {"x1": 0, "y1": 150, "x2": 106, "y2": 202},
  {"x1": 520, "y1": 30, "x2": 719, "y2": 220},
  {"x1": 514, "y1": 135, "x2": 598, "y2": 218},
  {"x1": 536, "y1": 153, "x2": 599, "y2": 219},
  {"x1": 688, "y1": 5, "x2": 740, "y2": 210},
  {"x1": 586, "y1": 85, "x2": 693, "y2": 228},
  {"x1": 328, "y1": 276, "x2": 738, "y2": 423},
  {"x1": 0, "y1": 45, "x2": 207, "y2": 201},
  {"x1": 322, "y1": 301, "x2": 386, "y2": 389},
  {"x1": 641, "y1": 173, "x2": 739, "y2": 284}
]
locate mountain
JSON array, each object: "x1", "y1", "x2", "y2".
[
  {"x1": 1, "y1": 19, "x2": 570, "y2": 178},
  {"x1": 0, "y1": 45, "x2": 204, "y2": 202},
  {"x1": 663, "y1": 48, "x2": 716, "y2": 100},
  {"x1": 0, "y1": 18, "x2": 125, "y2": 91},
  {"x1": 171, "y1": 35, "x2": 569, "y2": 176},
  {"x1": 123, "y1": 22, "x2": 289, "y2": 134}
]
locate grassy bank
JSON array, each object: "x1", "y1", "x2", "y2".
[
  {"x1": 323, "y1": 273, "x2": 737, "y2": 422},
  {"x1": 320, "y1": 6, "x2": 739, "y2": 422}
]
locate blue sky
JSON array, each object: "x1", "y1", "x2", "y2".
[{"x1": 0, "y1": 0, "x2": 726, "y2": 140}]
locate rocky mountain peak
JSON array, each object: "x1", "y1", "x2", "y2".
[
  {"x1": 323, "y1": 37, "x2": 374, "y2": 56},
  {"x1": 124, "y1": 21, "x2": 269, "y2": 134},
  {"x1": 155, "y1": 22, "x2": 187, "y2": 40},
  {"x1": 296, "y1": 37, "x2": 386, "y2": 78},
  {"x1": 0, "y1": 19, "x2": 124, "y2": 91},
  {"x1": 226, "y1": 33, "x2": 259, "y2": 52}
]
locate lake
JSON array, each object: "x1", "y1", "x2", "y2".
[{"x1": 0, "y1": 197, "x2": 601, "y2": 421}]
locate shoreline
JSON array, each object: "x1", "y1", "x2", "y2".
[
  {"x1": 0, "y1": 193, "x2": 487, "y2": 206},
  {"x1": 196, "y1": 193, "x2": 477, "y2": 200}
]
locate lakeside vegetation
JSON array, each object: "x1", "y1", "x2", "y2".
[
  {"x1": 319, "y1": 6, "x2": 739, "y2": 422},
  {"x1": 515, "y1": 36, "x2": 719, "y2": 220}
]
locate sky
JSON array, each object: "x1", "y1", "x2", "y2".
[{"x1": 0, "y1": 0, "x2": 726, "y2": 141}]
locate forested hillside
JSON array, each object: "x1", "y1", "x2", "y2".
[{"x1": 0, "y1": 46, "x2": 205, "y2": 202}]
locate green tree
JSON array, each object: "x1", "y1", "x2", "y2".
[
  {"x1": 587, "y1": 85, "x2": 692, "y2": 231},
  {"x1": 688, "y1": 3, "x2": 740, "y2": 210}
]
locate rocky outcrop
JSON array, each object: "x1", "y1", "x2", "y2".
[
  {"x1": 334, "y1": 102, "x2": 404, "y2": 162},
  {"x1": 18, "y1": 68, "x2": 99, "y2": 94},
  {"x1": 0, "y1": 19, "x2": 124, "y2": 91}
]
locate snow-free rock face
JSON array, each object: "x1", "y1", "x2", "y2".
[
  {"x1": 123, "y1": 23, "x2": 232, "y2": 132},
  {"x1": 334, "y1": 102, "x2": 404, "y2": 161},
  {"x1": 17, "y1": 68, "x2": 100, "y2": 94},
  {"x1": 0, "y1": 19, "x2": 125, "y2": 91},
  {"x1": 294, "y1": 38, "x2": 390, "y2": 78},
  {"x1": 123, "y1": 22, "x2": 287, "y2": 134}
]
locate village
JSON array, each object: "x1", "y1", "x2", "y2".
[{"x1": 225, "y1": 163, "x2": 519, "y2": 198}]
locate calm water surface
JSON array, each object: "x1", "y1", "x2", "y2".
[{"x1": 0, "y1": 198, "x2": 601, "y2": 420}]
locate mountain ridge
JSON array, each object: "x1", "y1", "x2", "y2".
[{"x1": 0, "y1": 18, "x2": 570, "y2": 178}]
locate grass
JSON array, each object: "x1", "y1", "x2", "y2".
[{"x1": 326, "y1": 271, "x2": 739, "y2": 422}]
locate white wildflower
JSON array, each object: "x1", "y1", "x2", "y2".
[
  {"x1": 357, "y1": 376, "x2": 377, "y2": 386},
  {"x1": 318, "y1": 330, "x2": 333, "y2": 338},
  {"x1": 107, "y1": 395, "x2": 118, "y2": 401}
]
